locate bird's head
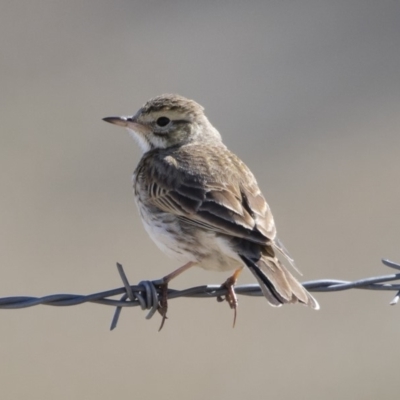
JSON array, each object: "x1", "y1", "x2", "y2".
[{"x1": 103, "y1": 94, "x2": 221, "y2": 153}]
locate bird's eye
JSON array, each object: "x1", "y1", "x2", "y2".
[{"x1": 156, "y1": 117, "x2": 170, "y2": 127}]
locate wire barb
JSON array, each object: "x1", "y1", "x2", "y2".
[{"x1": 0, "y1": 259, "x2": 399, "y2": 329}]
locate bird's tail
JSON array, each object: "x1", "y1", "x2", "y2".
[{"x1": 240, "y1": 251, "x2": 319, "y2": 310}]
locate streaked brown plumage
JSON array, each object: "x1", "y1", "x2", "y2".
[{"x1": 103, "y1": 94, "x2": 319, "y2": 325}]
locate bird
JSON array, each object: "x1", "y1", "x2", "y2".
[{"x1": 103, "y1": 94, "x2": 319, "y2": 329}]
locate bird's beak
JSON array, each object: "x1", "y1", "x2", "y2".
[
  {"x1": 103, "y1": 115, "x2": 151, "y2": 138},
  {"x1": 102, "y1": 116, "x2": 131, "y2": 127}
]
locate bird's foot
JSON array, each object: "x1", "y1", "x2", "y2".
[
  {"x1": 217, "y1": 275, "x2": 239, "y2": 327},
  {"x1": 156, "y1": 281, "x2": 169, "y2": 331},
  {"x1": 154, "y1": 262, "x2": 197, "y2": 331}
]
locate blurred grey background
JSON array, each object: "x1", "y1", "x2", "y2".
[{"x1": 1, "y1": 1, "x2": 399, "y2": 399}]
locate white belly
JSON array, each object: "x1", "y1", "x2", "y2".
[{"x1": 137, "y1": 200, "x2": 243, "y2": 272}]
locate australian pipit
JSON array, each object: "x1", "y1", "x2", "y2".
[{"x1": 103, "y1": 94, "x2": 319, "y2": 328}]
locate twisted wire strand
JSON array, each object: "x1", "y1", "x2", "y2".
[{"x1": 0, "y1": 259, "x2": 399, "y2": 330}]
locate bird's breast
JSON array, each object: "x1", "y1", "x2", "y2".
[{"x1": 132, "y1": 184, "x2": 242, "y2": 272}]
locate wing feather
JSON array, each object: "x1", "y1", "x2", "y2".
[{"x1": 136, "y1": 145, "x2": 276, "y2": 245}]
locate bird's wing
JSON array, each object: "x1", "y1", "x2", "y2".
[{"x1": 136, "y1": 145, "x2": 276, "y2": 245}]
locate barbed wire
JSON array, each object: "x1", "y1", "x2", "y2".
[{"x1": 0, "y1": 259, "x2": 399, "y2": 330}]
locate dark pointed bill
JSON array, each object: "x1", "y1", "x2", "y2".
[{"x1": 102, "y1": 116, "x2": 130, "y2": 127}]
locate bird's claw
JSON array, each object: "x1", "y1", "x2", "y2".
[
  {"x1": 156, "y1": 281, "x2": 168, "y2": 331},
  {"x1": 218, "y1": 276, "x2": 238, "y2": 327}
]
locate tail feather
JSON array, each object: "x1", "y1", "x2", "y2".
[
  {"x1": 247, "y1": 263, "x2": 285, "y2": 307},
  {"x1": 273, "y1": 236, "x2": 302, "y2": 276},
  {"x1": 240, "y1": 254, "x2": 319, "y2": 310}
]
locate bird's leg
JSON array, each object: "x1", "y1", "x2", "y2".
[
  {"x1": 156, "y1": 261, "x2": 196, "y2": 331},
  {"x1": 217, "y1": 268, "x2": 243, "y2": 327}
]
